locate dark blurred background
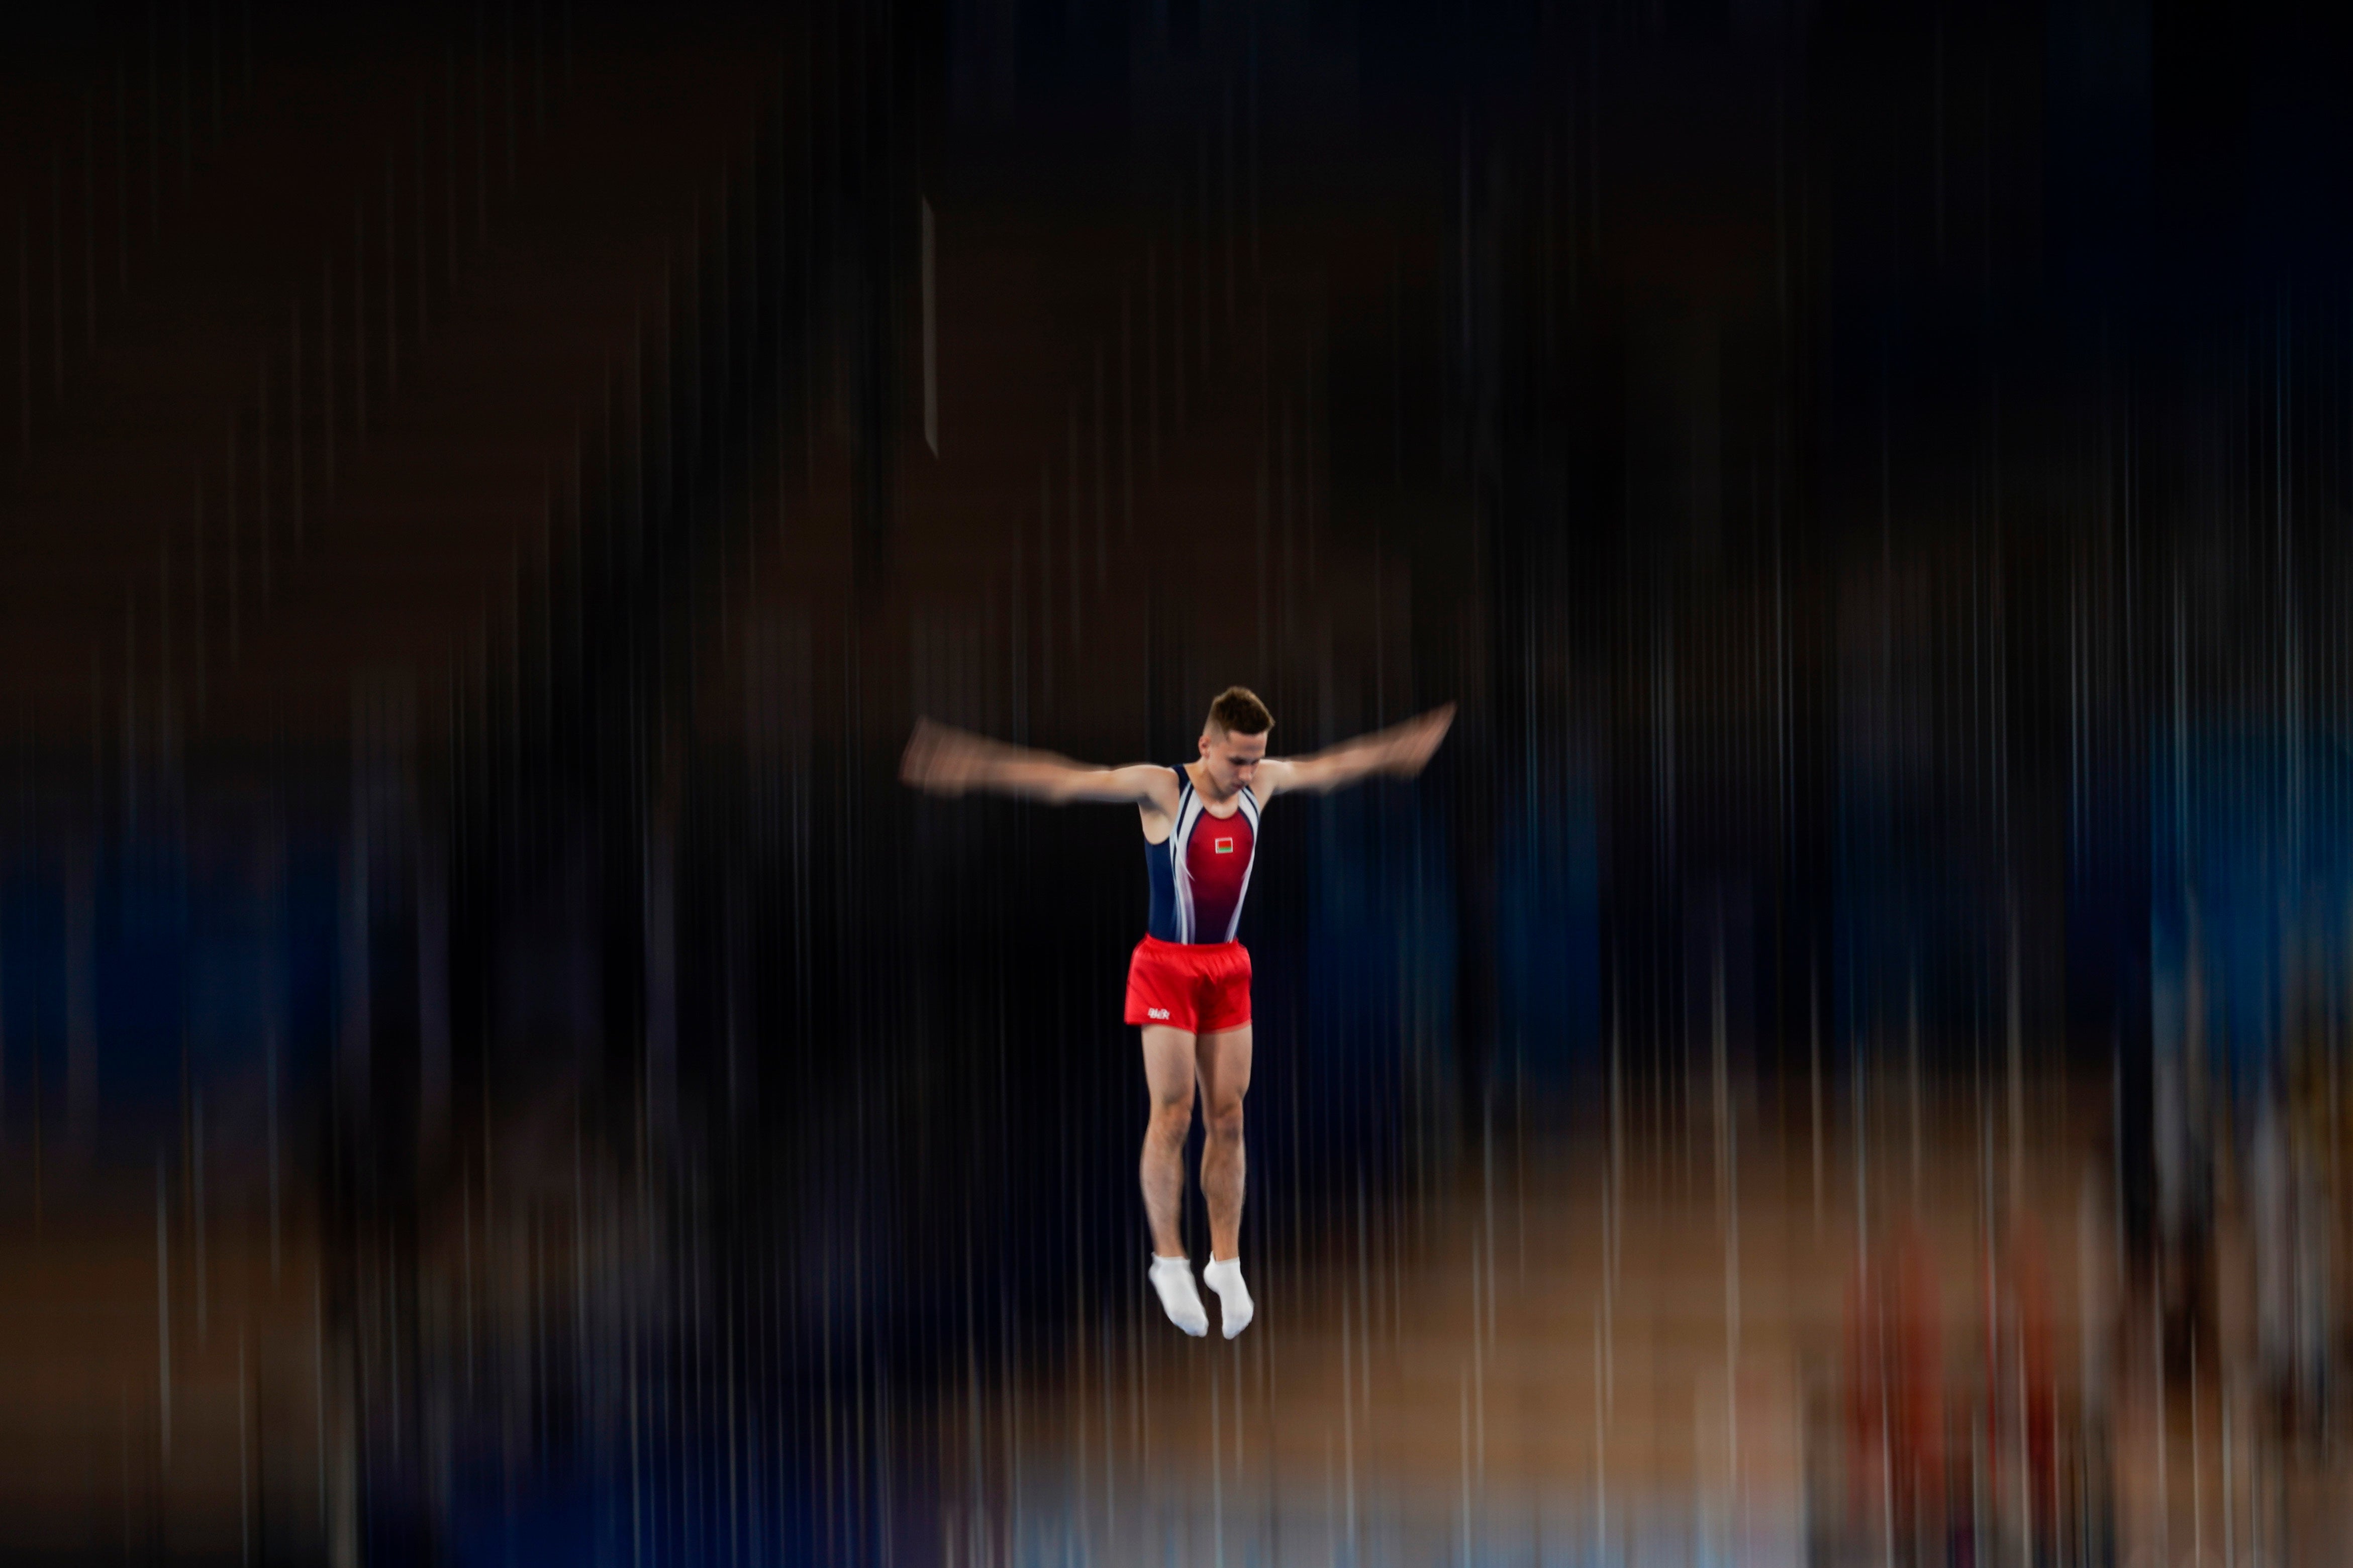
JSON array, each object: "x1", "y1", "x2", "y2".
[{"x1": 3, "y1": 0, "x2": 2351, "y2": 1562}]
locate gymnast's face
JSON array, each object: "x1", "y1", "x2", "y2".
[{"x1": 1197, "y1": 725, "x2": 1267, "y2": 797}]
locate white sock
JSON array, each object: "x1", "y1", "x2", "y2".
[
  {"x1": 1149, "y1": 1255, "x2": 1208, "y2": 1337},
  {"x1": 1201, "y1": 1255, "x2": 1254, "y2": 1339}
]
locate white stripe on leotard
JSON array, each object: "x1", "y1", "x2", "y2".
[
  {"x1": 1219, "y1": 786, "x2": 1261, "y2": 943},
  {"x1": 1169, "y1": 773, "x2": 1206, "y2": 943}
]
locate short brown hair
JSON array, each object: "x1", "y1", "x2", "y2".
[{"x1": 1205, "y1": 685, "x2": 1274, "y2": 737}]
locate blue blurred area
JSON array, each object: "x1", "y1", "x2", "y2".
[
  {"x1": 1492, "y1": 756, "x2": 1601, "y2": 1092},
  {"x1": 2151, "y1": 720, "x2": 2353, "y2": 1099}
]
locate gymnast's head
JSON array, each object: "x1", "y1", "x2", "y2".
[{"x1": 1197, "y1": 686, "x2": 1272, "y2": 793}]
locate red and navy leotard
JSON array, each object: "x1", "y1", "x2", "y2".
[{"x1": 1144, "y1": 766, "x2": 1260, "y2": 944}]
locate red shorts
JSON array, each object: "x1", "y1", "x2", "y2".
[{"x1": 1123, "y1": 935, "x2": 1252, "y2": 1033}]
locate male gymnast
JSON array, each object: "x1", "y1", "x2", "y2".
[{"x1": 900, "y1": 687, "x2": 1453, "y2": 1337}]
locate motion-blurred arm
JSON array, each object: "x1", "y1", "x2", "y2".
[
  {"x1": 899, "y1": 718, "x2": 1178, "y2": 808},
  {"x1": 1252, "y1": 703, "x2": 1455, "y2": 798}
]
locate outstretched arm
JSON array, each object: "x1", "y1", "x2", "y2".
[
  {"x1": 1254, "y1": 702, "x2": 1455, "y2": 799},
  {"x1": 899, "y1": 717, "x2": 1176, "y2": 808}
]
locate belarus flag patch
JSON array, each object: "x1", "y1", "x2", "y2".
[{"x1": 1214, "y1": 837, "x2": 1235, "y2": 854}]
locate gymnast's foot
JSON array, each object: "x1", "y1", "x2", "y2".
[
  {"x1": 1202, "y1": 1255, "x2": 1254, "y2": 1339},
  {"x1": 1149, "y1": 1255, "x2": 1209, "y2": 1336}
]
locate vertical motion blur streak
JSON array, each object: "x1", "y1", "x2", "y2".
[{"x1": 1, "y1": 1, "x2": 2350, "y2": 1563}]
